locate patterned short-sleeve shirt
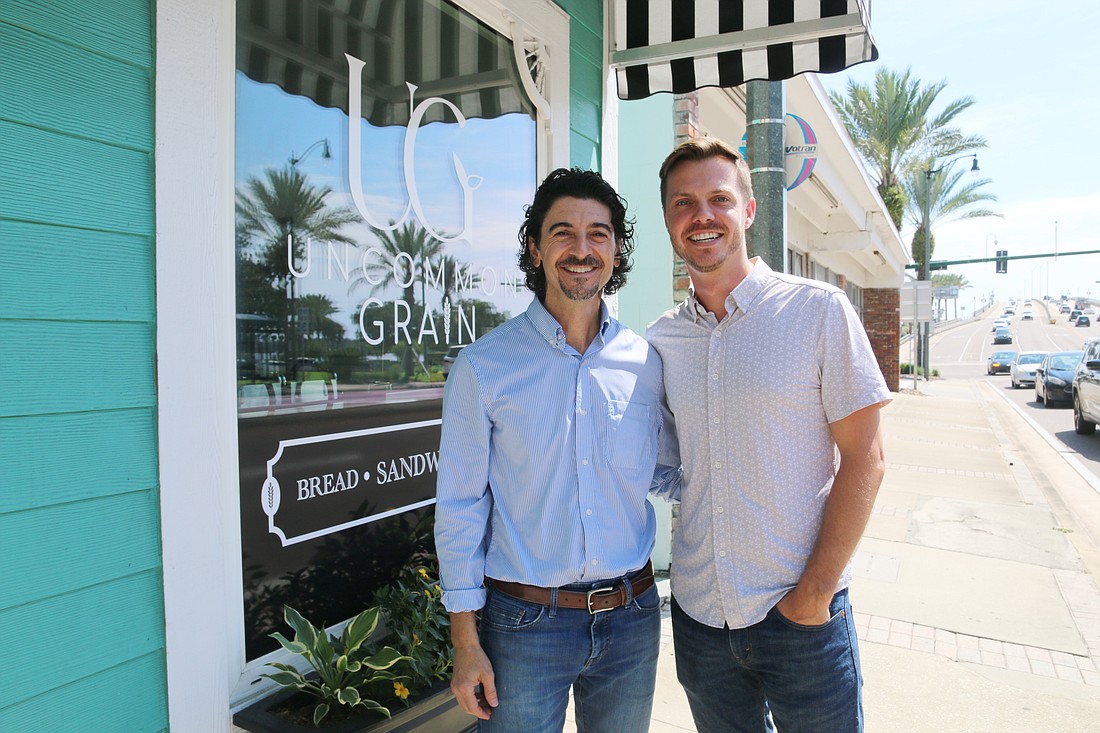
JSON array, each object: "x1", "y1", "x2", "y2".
[{"x1": 646, "y1": 258, "x2": 891, "y2": 629}]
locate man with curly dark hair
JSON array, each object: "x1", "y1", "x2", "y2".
[{"x1": 435, "y1": 167, "x2": 669, "y2": 732}]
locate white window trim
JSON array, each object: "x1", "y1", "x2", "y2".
[{"x1": 156, "y1": 1, "x2": 570, "y2": 729}]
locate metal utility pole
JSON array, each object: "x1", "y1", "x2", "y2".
[{"x1": 745, "y1": 81, "x2": 786, "y2": 270}]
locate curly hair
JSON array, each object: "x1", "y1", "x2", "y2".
[{"x1": 517, "y1": 168, "x2": 635, "y2": 299}]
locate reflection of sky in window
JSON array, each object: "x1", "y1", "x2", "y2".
[{"x1": 235, "y1": 73, "x2": 536, "y2": 336}]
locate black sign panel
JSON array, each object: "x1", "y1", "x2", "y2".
[
  {"x1": 260, "y1": 420, "x2": 441, "y2": 545},
  {"x1": 240, "y1": 399, "x2": 443, "y2": 658}
]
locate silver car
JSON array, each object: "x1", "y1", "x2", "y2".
[{"x1": 1010, "y1": 351, "x2": 1047, "y2": 389}]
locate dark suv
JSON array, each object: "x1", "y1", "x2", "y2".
[{"x1": 1072, "y1": 337, "x2": 1100, "y2": 434}]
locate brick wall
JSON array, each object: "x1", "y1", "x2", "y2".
[
  {"x1": 863, "y1": 288, "x2": 901, "y2": 392},
  {"x1": 671, "y1": 93, "x2": 699, "y2": 303}
]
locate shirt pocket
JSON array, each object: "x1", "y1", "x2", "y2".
[{"x1": 606, "y1": 399, "x2": 656, "y2": 470}]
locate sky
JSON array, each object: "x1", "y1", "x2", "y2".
[{"x1": 815, "y1": 0, "x2": 1100, "y2": 312}]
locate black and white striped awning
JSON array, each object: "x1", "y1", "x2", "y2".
[
  {"x1": 236, "y1": 0, "x2": 535, "y2": 127},
  {"x1": 610, "y1": 0, "x2": 879, "y2": 100}
]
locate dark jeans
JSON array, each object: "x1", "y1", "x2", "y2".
[{"x1": 672, "y1": 589, "x2": 863, "y2": 733}]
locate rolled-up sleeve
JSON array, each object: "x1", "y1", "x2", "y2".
[{"x1": 434, "y1": 354, "x2": 494, "y2": 612}]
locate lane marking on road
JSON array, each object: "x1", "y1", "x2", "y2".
[{"x1": 983, "y1": 382, "x2": 1100, "y2": 497}]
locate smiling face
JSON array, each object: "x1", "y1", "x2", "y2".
[
  {"x1": 663, "y1": 156, "x2": 756, "y2": 284},
  {"x1": 528, "y1": 196, "x2": 618, "y2": 313}
]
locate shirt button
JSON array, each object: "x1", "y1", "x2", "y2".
[
  {"x1": 713, "y1": 416, "x2": 720, "y2": 424},
  {"x1": 586, "y1": 509, "x2": 593, "y2": 516},
  {"x1": 717, "y1": 507, "x2": 724, "y2": 513},
  {"x1": 579, "y1": 408, "x2": 587, "y2": 416},
  {"x1": 591, "y1": 559, "x2": 599, "y2": 566},
  {"x1": 715, "y1": 461, "x2": 722, "y2": 469},
  {"x1": 712, "y1": 373, "x2": 719, "y2": 380},
  {"x1": 582, "y1": 458, "x2": 589, "y2": 466},
  {"x1": 719, "y1": 551, "x2": 727, "y2": 558}
]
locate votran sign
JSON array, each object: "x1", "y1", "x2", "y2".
[{"x1": 740, "y1": 112, "x2": 819, "y2": 191}]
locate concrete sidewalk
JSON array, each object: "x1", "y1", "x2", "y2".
[{"x1": 568, "y1": 379, "x2": 1100, "y2": 732}]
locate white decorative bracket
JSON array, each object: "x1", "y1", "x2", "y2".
[{"x1": 507, "y1": 15, "x2": 553, "y2": 178}]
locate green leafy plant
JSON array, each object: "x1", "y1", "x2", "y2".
[
  {"x1": 263, "y1": 605, "x2": 409, "y2": 727},
  {"x1": 371, "y1": 563, "x2": 454, "y2": 698}
]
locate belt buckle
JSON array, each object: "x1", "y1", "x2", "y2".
[{"x1": 586, "y1": 585, "x2": 618, "y2": 614}]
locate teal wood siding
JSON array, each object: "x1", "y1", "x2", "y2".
[
  {"x1": 556, "y1": 0, "x2": 604, "y2": 170},
  {"x1": 0, "y1": 2, "x2": 167, "y2": 732}
]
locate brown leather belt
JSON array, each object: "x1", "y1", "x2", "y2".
[{"x1": 488, "y1": 561, "x2": 655, "y2": 614}]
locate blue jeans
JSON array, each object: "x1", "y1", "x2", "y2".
[
  {"x1": 672, "y1": 589, "x2": 863, "y2": 733},
  {"x1": 476, "y1": 579, "x2": 662, "y2": 733}
]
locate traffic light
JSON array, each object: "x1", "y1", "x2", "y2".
[{"x1": 995, "y1": 249, "x2": 1008, "y2": 273}]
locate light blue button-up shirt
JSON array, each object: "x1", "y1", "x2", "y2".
[{"x1": 435, "y1": 298, "x2": 667, "y2": 613}]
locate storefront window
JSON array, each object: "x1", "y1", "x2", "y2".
[{"x1": 235, "y1": 0, "x2": 537, "y2": 659}]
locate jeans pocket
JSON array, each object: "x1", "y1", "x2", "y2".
[
  {"x1": 480, "y1": 588, "x2": 547, "y2": 633},
  {"x1": 629, "y1": 584, "x2": 662, "y2": 614},
  {"x1": 772, "y1": 606, "x2": 847, "y2": 632}
]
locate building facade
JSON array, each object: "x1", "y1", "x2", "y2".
[{"x1": 1, "y1": 2, "x2": 889, "y2": 731}]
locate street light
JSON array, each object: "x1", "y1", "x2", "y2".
[
  {"x1": 289, "y1": 138, "x2": 332, "y2": 167},
  {"x1": 920, "y1": 153, "x2": 980, "y2": 380},
  {"x1": 985, "y1": 233, "x2": 998, "y2": 260}
]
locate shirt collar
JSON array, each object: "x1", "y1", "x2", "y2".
[
  {"x1": 526, "y1": 297, "x2": 613, "y2": 351},
  {"x1": 684, "y1": 257, "x2": 774, "y2": 323}
]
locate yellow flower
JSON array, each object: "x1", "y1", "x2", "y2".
[
  {"x1": 424, "y1": 590, "x2": 432, "y2": 598},
  {"x1": 434, "y1": 584, "x2": 441, "y2": 595},
  {"x1": 394, "y1": 682, "x2": 410, "y2": 700},
  {"x1": 418, "y1": 567, "x2": 429, "y2": 579}
]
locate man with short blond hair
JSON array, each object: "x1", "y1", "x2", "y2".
[{"x1": 648, "y1": 137, "x2": 890, "y2": 733}]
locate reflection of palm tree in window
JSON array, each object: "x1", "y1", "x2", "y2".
[
  {"x1": 350, "y1": 221, "x2": 450, "y2": 379},
  {"x1": 236, "y1": 166, "x2": 358, "y2": 290},
  {"x1": 296, "y1": 294, "x2": 344, "y2": 342},
  {"x1": 349, "y1": 220, "x2": 445, "y2": 310},
  {"x1": 236, "y1": 166, "x2": 358, "y2": 380}
]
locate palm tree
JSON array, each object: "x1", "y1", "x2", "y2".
[
  {"x1": 350, "y1": 220, "x2": 446, "y2": 307},
  {"x1": 931, "y1": 273, "x2": 972, "y2": 320},
  {"x1": 236, "y1": 166, "x2": 358, "y2": 378},
  {"x1": 350, "y1": 221, "x2": 449, "y2": 379},
  {"x1": 296, "y1": 294, "x2": 345, "y2": 343},
  {"x1": 236, "y1": 166, "x2": 359, "y2": 290},
  {"x1": 830, "y1": 67, "x2": 987, "y2": 229},
  {"x1": 904, "y1": 160, "x2": 1000, "y2": 275}
]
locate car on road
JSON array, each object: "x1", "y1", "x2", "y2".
[
  {"x1": 992, "y1": 318, "x2": 1010, "y2": 331},
  {"x1": 1069, "y1": 309, "x2": 1083, "y2": 322},
  {"x1": 987, "y1": 350, "x2": 1017, "y2": 375},
  {"x1": 1073, "y1": 337, "x2": 1100, "y2": 433},
  {"x1": 992, "y1": 327, "x2": 1013, "y2": 345},
  {"x1": 1010, "y1": 351, "x2": 1047, "y2": 389},
  {"x1": 1077, "y1": 315, "x2": 1092, "y2": 327},
  {"x1": 1035, "y1": 350, "x2": 1083, "y2": 407},
  {"x1": 1021, "y1": 311, "x2": 1034, "y2": 321},
  {"x1": 442, "y1": 345, "x2": 465, "y2": 379},
  {"x1": 1060, "y1": 303, "x2": 1072, "y2": 313},
  {"x1": 1086, "y1": 308, "x2": 1097, "y2": 316}
]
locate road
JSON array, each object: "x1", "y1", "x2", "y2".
[{"x1": 910, "y1": 299, "x2": 1100, "y2": 484}]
